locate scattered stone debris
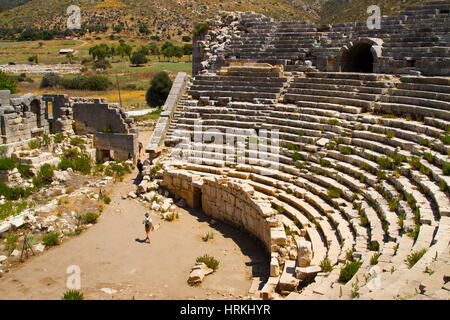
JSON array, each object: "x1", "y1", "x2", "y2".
[{"x1": 188, "y1": 262, "x2": 214, "y2": 286}]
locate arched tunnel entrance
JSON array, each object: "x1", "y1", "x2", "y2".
[{"x1": 341, "y1": 42, "x2": 374, "y2": 73}]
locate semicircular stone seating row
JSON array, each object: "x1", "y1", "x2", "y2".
[{"x1": 161, "y1": 67, "x2": 450, "y2": 300}]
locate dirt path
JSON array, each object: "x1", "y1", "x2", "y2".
[{"x1": 0, "y1": 130, "x2": 268, "y2": 300}]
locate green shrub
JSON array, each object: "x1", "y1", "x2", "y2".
[
  {"x1": 0, "y1": 182, "x2": 32, "y2": 200},
  {"x1": 0, "y1": 71, "x2": 19, "y2": 93},
  {"x1": 130, "y1": 52, "x2": 148, "y2": 66},
  {"x1": 320, "y1": 159, "x2": 333, "y2": 168},
  {"x1": 423, "y1": 152, "x2": 435, "y2": 164},
  {"x1": 370, "y1": 253, "x2": 380, "y2": 265},
  {"x1": 70, "y1": 137, "x2": 84, "y2": 147},
  {"x1": 102, "y1": 195, "x2": 111, "y2": 204},
  {"x1": 439, "y1": 180, "x2": 448, "y2": 192},
  {"x1": 328, "y1": 119, "x2": 339, "y2": 125},
  {"x1": 340, "y1": 146, "x2": 353, "y2": 155},
  {"x1": 390, "y1": 152, "x2": 406, "y2": 166},
  {"x1": 292, "y1": 152, "x2": 303, "y2": 161},
  {"x1": 386, "y1": 131, "x2": 395, "y2": 139},
  {"x1": 339, "y1": 260, "x2": 362, "y2": 283},
  {"x1": 80, "y1": 75, "x2": 111, "y2": 91},
  {"x1": 81, "y1": 212, "x2": 99, "y2": 224},
  {"x1": 388, "y1": 199, "x2": 398, "y2": 212},
  {"x1": 41, "y1": 133, "x2": 51, "y2": 146},
  {"x1": 193, "y1": 22, "x2": 211, "y2": 36},
  {"x1": 406, "y1": 224, "x2": 420, "y2": 240},
  {"x1": 58, "y1": 153, "x2": 92, "y2": 175},
  {"x1": 92, "y1": 59, "x2": 111, "y2": 70},
  {"x1": 196, "y1": 254, "x2": 219, "y2": 270},
  {"x1": 419, "y1": 165, "x2": 430, "y2": 176},
  {"x1": 104, "y1": 162, "x2": 131, "y2": 177},
  {"x1": 17, "y1": 164, "x2": 33, "y2": 178},
  {"x1": 409, "y1": 157, "x2": 421, "y2": 170},
  {"x1": 295, "y1": 161, "x2": 305, "y2": 169},
  {"x1": 42, "y1": 232, "x2": 60, "y2": 247},
  {"x1": 346, "y1": 249, "x2": 355, "y2": 261},
  {"x1": 0, "y1": 157, "x2": 17, "y2": 170},
  {"x1": 443, "y1": 162, "x2": 450, "y2": 176},
  {"x1": 286, "y1": 142, "x2": 296, "y2": 151},
  {"x1": 62, "y1": 290, "x2": 84, "y2": 300},
  {"x1": 28, "y1": 139, "x2": 41, "y2": 149},
  {"x1": 360, "y1": 215, "x2": 369, "y2": 227},
  {"x1": 368, "y1": 241, "x2": 380, "y2": 252},
  {"x1": 327, "y1": 186, "x2": 342, "y2": 198},
  {"x1": 40, "y1": 72, "x2": 61, "y2": 88},
  {"x1": 54, "y1": 133, "x2": 64, "y2": 144},
  {"x1": 407, "y1": 249, "x2": 427, "y2": 268},
  {"x1": 320, "y1": 258, "x2": 333, "y2": 272},
  {"x1": 441, "y1": 134, "x2": 450, "y2": 145},
  {"x1": 32, "y1": 175, "x2": 43, "y2": 188},
  {"x1": 377, "y1": 156, "x2": 393, "y2": 170},
  {"x1": 202, "y1": 231, "x2": 214, "y2": 242},
  {"x1": 39, "y1": 163, "x2": 54, "y2": 184}
]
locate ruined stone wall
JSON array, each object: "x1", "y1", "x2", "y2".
[
  {"x1": 0, "y1": 90, "x2": 50, "y2": 155},
  {"x1": 193, "y1": 2, "x2": 450, "y2": 76},
  {"x1": 1, "y1": 92, "x2": 138, "y2": 161},
  {"x1": 72, "y1": 101, "x2": 130, "y2": 134},
  {"x1": 41, "y1": 94, "x2": 73, "y2": 133},
  {"x1": 160, "y1": 169, "x2": 287, "y2": 254}
]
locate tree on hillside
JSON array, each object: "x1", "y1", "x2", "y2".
[
  {"x1": 173, "y1": 46, "x2": 184, "y2": 62},
  {"x1": 139, "y1": 24, "x2": 150, "y2": 35},
  {"x1": 130, "y1": 52, "x2": 148, "y2": 67},
  {"x1": 161, "y1": 41, "x2": 173, "y2": 52},
  {"x1": 149, "y1": 42, "x2": 161, "y2": 61},
  {"x1": 116, "y1": 40, "x2": 133, "y2": 60},
  {"x1": 137, "y1": 45, "x2": 149, "y2": 56},
  {"x1": 0, "y1": 71, "x2": 18, "y2": 94},
  {"x1": 182, "y1": 35, "x2": 191, "y2": 42},
  {"x1": 146, "y1": 71, "x2": 172, "y2": 107},
  {"x1": 28, "y1": 55, "x2": 38, "y2": 64},
  {"x1": 89, "y1": 44, "x2": 111, "y2": 61},
  {"x1": 183, "y1": 43, "x2": 193, "y2": 61},
  {"x1": 162, "y1": 45, "x2": 183, "y2": 62}
]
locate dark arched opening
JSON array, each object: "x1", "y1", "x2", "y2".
[
  {"x1": 30, "y1": 100, "x2": 42, "y2": 128},
  {"x1": 341, "y1": 43, "x2": 374, "y2": 73}
]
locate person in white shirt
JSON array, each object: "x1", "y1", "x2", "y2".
[{"x1": 142, "y1": 212, "x2": 154, "y2": 243}]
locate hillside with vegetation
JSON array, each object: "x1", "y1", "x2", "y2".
[
  {"x1": 0, "y1": 0, "x2": 31, "y2": 12},
  {"x1": 0, "y1": 0, "x2": 430, "y2": 40},
  {"x1": 319, "y1": 0, "x2": 428, "y2": 24},
  {"x1": 0, "y1": 0, "x2": 324, "y2": 39}
]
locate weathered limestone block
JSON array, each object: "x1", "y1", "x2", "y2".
[
  {"x1": 295, "y1": 265, "x2": 322, "y2": 281},
  {"x1": 279, "y1": 260, "x2": 300, "y2": 293},
  {"x1": 271, "y1": 226, "x2": 287, "y2": 246},
  {"x1": 260, "y1": 277, "x2": 279, "y2": 300},
  {"x1": 270, "y1": 257, "x2": 280, "y2": 277},
  {"x1": 297, "y1": 240, "x2": 313, "y2": 267},
  {"x1": 188, "y1": 263, "x2": 214, "y2": 285}
]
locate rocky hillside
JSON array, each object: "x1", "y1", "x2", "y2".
[
  {"x1": 0, "y1": 0, "x2": 430, "y2": 34},
  {"x1": 319, "y1": 0, "x2": 428, "y2": 24},
  {"x1": 0, "y1": 0, "x2": 31, "y2": 12}
]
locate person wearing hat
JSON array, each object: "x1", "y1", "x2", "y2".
[{"x1": 142, "y1": 212, "x2": 154, "y2": 243}]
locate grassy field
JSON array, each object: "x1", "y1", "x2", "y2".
[{"x1": 1, "y1": 38, "x2": 192, "y2": 108}]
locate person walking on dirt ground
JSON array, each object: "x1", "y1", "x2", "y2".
[
  {"x1": 138, "y1": 142, "x2": 143, "y2": 156},
  {"x1": 137, "y1": 159, "x2": 143, "y2": 175},
  {"x1": 143, "y1": 213, "x2": 154, "y2": 243}
]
